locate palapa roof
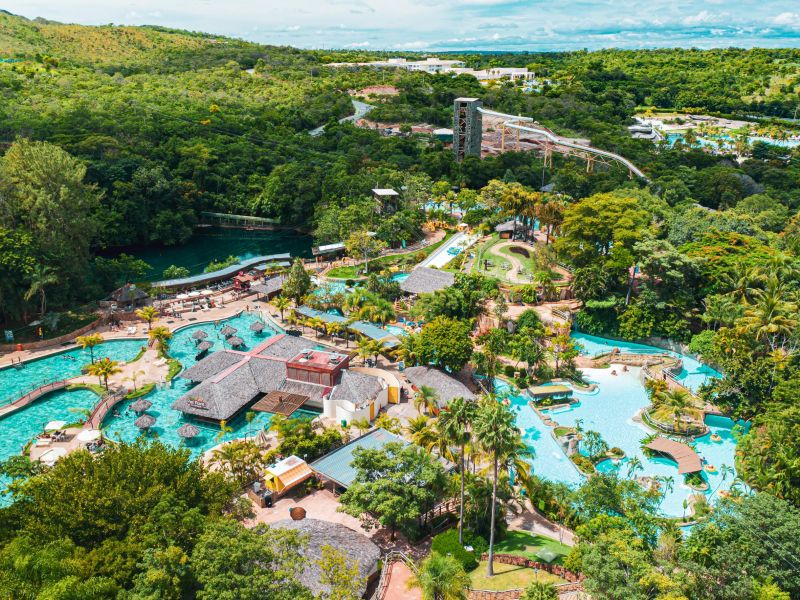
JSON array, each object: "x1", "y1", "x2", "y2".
[
  {"x1": 220, "y1": 325, "x2": 237, "y2": 337},
  {"x1": 399, "y1": 267, "x2": 455, "y2": 295},
  {"x1": 528, "y1": 384, "x2": 573, "y2": 399},
  {"x1": 251, "y1": 275, "x2": 286, "y2": 296},
  {"x1": 272, "y1": 519, "x2": 380, "y2": 598},
  {"x1": 256, "y1": 334, "x2": 320, "y2": 360},
  {"x1": 646, "y1": 437, "x2": 702, "y2": 474},
  {"x1": 227, "y1": 336, "x2": 245, "y2": 347},
  {"x1": 311, "y1": 428, "x2": 405, "y2": 488},
  {"x1": 176, "y1": 423, "x2": 200, "y2": 438},
  {"x1": 330, "y1": 370, "x2": 384, "y2": 406},
  {"x1": 180, "y1": 351, "x2": 244, "y2": 382},
  {"x1": 196, "y1": 341, "x2": 213, "y2": 352},
  {"x1": 110, "y1": 283, "x2": 149, "y2": 303},
  {"x1": 129, "y1": 399, "x2": 152, "y2": 413},
  {"x1": 249, "y1": 321, "x2": 265, "y2": 332},
  {"x1": 495, "y1": 220, "x2": 517, "y2": 233},
  {"x1": 403, "y1": 366, "x2": 475, "y2": 407},
  {"x1": 192, "y1": 330, "x2": 209, "y2": 340},
  {"x1": 135, "y1": 414, "x2": 156, "y2": 429}
]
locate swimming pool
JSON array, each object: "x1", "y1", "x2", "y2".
[
  {"x1": 384, "y1": 324, "x2": 408, "y2": 338},
  {"x1": 571, "y1": 332, "x2": 721, "y2": 392},
  {"x1": 390, "y1": 273, "x2": 410, "y2": 283},
  {"x1": 496, "y1": 367, "x2": 743, "y2": 518}
]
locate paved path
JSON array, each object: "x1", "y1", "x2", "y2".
[
  {"x1": 382, "y1": 560, "x2": 421, "y2": 600},
  {"x1": 418, "y1": 231, "x2": 479, "y2": 269},
  {"x1": 507, "y1": 500, "x2": 576, "y2": 547},
  {"x1": 310, "y1": 99, "x2": 373, "y2": 136}
]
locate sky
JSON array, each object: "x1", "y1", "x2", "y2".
[{"x1": 5, "y1": 1, "x2": 800, "y2": 51}]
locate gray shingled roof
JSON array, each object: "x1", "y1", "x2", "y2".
[
  {"x1": 400, "y1": 267, "x2": 455, "y2": 295},
  {"x1": 271, "y1": 519, "x2": 380, "y2": 598},
  {"x1": 179, "y1": 350, "x2": 243, "y2": 382},
  {"x1": 403, "y1": 366, "x2": 475, "y2": 407},
  {"x1": 330, "y1": 370, "x2": 383, "y2": 405}
]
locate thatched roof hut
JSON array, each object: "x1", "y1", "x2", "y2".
[
  {"x1": 249, "y1": 321, "x2": 265, "y2": 333},
  {"x1": 180, "y1": 351, "x2": 243, "y2": 382},
  {"x1": 129, "y1": 399, "x2": 152, "y2": 413},
  {"x1": 196, "y1": 341, "x2": 213, "y2": 352},
  {"x1": 134, "y1": 414, "x2": 156, "y2": 429},
  {"x1": 399, "y1": 267, "x2": 455, "y2": 295},
  {"x1": 271, "y1": 519, "x2": 380, "y2": 598},
  {"x1": 110, "y1": 283, "x2": 149, "y2": 305},
  {"x1": 192, "y1": 330, "x2": 209, "y2": 341},
  {"x1": 227, "y1": 336, "x2": 245, "y2": 347},
  {"x1": 220, "y1": 325, "x2": 237, "y2": 337},
  {"x1": 177, "y1": 423, "x2": 201, "y2": 439},
  {"x1": 403, "y1": 365, "x2": 475, "y2": 407}
]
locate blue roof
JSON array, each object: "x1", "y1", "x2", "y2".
[
  {"x1": 295, "y1": 306, "x2": 400, "y2": 348},
  {"x1": 311, "y1": 428, "x2": 406, "y2": 488},
  {"x1": 153, "y1": 253, "x2": 292, "y2": 288}
]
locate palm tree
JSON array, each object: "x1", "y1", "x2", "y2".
[
  {"x1": 325, "y1": 321, "x2": 344, "y2": 341},
  {"x1": 135, "y1": 306, "x2": 159, "y2": 331},
  {"x1": 24, "y1": 264, "x2": 58, "y2": 318},
  {"x1": 215, "y1": 419, "x2": 233, "y2": 442},
  {"x1": 656, "y1": 388, "x2": 693, "y2": 432},
  {"x1": 76, "y1": 333, "x2": 104, "y2": 364},
  {"x1": 626, "y1": 456, "x2": 644, "y2": 479},
  {"x1": 522, "y1": 581, "x2": 558, "y2": 600},
  {"x1": 269, "y1": 295, "x2": 291, "y2": 321},
  {"x1": 148, "y1": 326, "x2": 173, "y2": 352},
  {"x1": 406, "y1": 415, "x2": 437, "y2": 449},
  {"x1": 409, "y1": 553, "x2": 470, "y2": 600},
  {"x1": 124, "y1": 369, "x2": 146, "y2": 392},
  {"x1": 414, "y1": 385, "x2": 440, "y2": 415},
  {"x1": 473, "y1": 395, "x2": 519, "y2": 577},
  {"x1": 658, "y1": 475, "x2": 675, "y2": 501},
  {"x1": 356, "y1": 338, "x2": 373, "y2": 365},
  {"x1": 245, "y1": 410, "x2": 256, "y2": 438},
  {"x1": 86, "y1": 358, "x2": 122, "y2": 391},
  {"x1": 437, "y1": 398, "x2": 477, "y2": 544},
  {"x1": 350, "y1": 417, "x2": 371, "y2": 436}
]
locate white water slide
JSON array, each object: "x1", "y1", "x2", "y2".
[{"x1": 477, "y1": 107, "x2": 648, "y2": 181}]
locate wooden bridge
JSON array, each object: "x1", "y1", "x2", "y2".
[
  {"x1": 86, "y1": 389, "x2": 129, "y2": 429},
  {"x1": 0, "y1": 379, "x2": 68, "y2": 418},
  {"x1": 199, "y1": 211, "x2": 280, "y2": 230}
]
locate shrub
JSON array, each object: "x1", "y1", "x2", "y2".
[
  {"x1": 570, "y1": 454, "x2": 595, "y2": 475},
  {"x1": 431, "y1": 528, "x2": 480, "y2": 571},
  {"x1": 504, "y1": 365, "x2": 516, "y2": 377}
]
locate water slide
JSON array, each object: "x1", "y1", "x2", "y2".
[{"x1": 477, "y1": 107, "x2": 648, "y2": 180}]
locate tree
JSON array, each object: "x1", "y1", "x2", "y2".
[
  {"x1": 415, "y1": 317, "x2": 473, "y2": 372},
  {"x1": 126, "y1": 545, "x2": 190, "y2": 600},
  {"x1": 162, "y1": 265, "x2": 190, "y2": 280},
  {"x1": 410, "y1": 553, "x2": 471, "y2": 600},
  {"x1": 316, "y1": 545, "x2": 364, "y2": 600},
  {"x1": 136, "y1": 306, "x2": 159, "y2": 331},
  {"x1": 191, "y1": 520, "x2": 313, "y2": 600},
  {"x1": 283, "y1": 258, "x2": 312, "y2": 303},
  {"x1": 438, "y1": 397, "x2": 477, "y2": 544},
  {"x1": 76, "y1": 333, "x2": 104, "y2": 364},
  {"x1": 270, "y1": 295, "x2": 291, "y2": 321},
  {"x1": 86, "y1": 357, "x2": 122, "y2": 390},
  {"x1": 148, "y1": 326, "x2": 173, "y2": 351},
  {"x1": 473, "y1": 396, "x2": 520, "y2": 576},
  {"x1": 521, "y1": 581, "x2": 558, "y2": 600},
  {"x1": 414, "y1": 385, "x2": 440, "y2": 415},
  {"x1": 345, "y1": 231, "x2": 386, "y2": 275},
  {"x1": 24, "y1": 264, "x2": 58, "y2": 318},
  {"x1": 339, "y1": 442, "x2": 448, "y2": 540}
]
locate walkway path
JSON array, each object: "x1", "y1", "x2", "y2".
[
  {"x1": 507, "y1": 500, "x2": 576, "y2": 547},
  {"x1": 418, "y1": 231, "x2": 479, "y2": 269},
  {"x1": 310, "y1": 99, "x2": 373, "y2": 136},
  {"x1": 382, "y1": 560, "x2": 421, "y2": 600}
]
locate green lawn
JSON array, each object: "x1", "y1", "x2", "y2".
[
  {"x1": 326, "y1": 231, "x2": 454, "y2": 279},
  {"x1": 469, "y1": 561, "x2": 563, "y2": 591},
  {"x1": 493, "y1": 530, "x2": 572, "y2": 565}
]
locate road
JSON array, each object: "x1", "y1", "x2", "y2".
[{"x1": 309, "y1": 99, "x2": 373, "y2": 136}]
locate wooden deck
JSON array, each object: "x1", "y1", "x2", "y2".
[{"x1": 252, "y1": 391, "x2": 310, "y2": 416}]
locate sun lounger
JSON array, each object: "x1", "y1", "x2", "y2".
[
  {"x1": 127, "y1": 326, "x2": 137, "y2": 335},
  {"x1": 35, "y1": 437, "x2": 51, "y2": 447}
]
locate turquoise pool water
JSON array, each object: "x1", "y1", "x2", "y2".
[
  {"x1": 390, "y1": 273, "x2": 410, "y2": 283},
  {"x1": 497, "y1": 367, "x2": 742, "y2": 518},
  {"x1": 0, "y1": 313, "x2": 314, "y2": 480},
  {"x1": 571, "y1": 332, "x2": 721, "y2": 392},
  {"x1": 667, "y1": 132, "x2": 800, "y2": 150},
  {"x1": 384, "y1": 324, "x2": 408, "y2": 337}
]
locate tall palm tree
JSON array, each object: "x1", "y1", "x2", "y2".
[
  {"x1": 414, "y1": 385, "x2": 440, "y2": 415},
  {"x1": 473, "y1": 395, "x2": 520, "y2": 577},
  {"x1": 148, "y1": 326, "x2": 173, "y2": 352},
  {"x1": 656, "y1": 388, "x2": 693, "y2": 432},
  {"x1": 409, "y1": 553, "x2": 470, "y2": 600},
  {"x1": 270, "y1": 295, "x2": 291, "y2": 321},
  {"x1": 76, "y1": 333, "x2": 104, "y2": 364},
  {"x1": 626, "y1": 456, "x2": 644, "y2": 479},
  {"x1": 406, "y1": 415, "x2": 437, "y2": 449},
  {"x1": 437, "y1": 397, "x2": 477, "y2": 544},
  {"x1": 350, "y1": 417, "x2": 371, "y2": 436},
  {"x1": 135, "y1": 306, "x2": 159, "y2": 331},
  {"x1": 215, "y1": 419, "x2": 233, "y2": 442},
  {"x1": 356, "y1": 338, "x2": 373, "y2": 365},
  {"x1": 24, "y1": 264, "x2": 58, "y2": 318},
  {"x1": 86, "y1": 358, "x2": 122, "y2": 391},
  {"x1": 738, "y1": 282, "x2": 797, "y2": 350}
]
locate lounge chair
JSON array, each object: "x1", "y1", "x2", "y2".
[
  {"x1": 127, "y1": 326, "x2": 137, "y2": 335},
  {"x1": 35, "y1": 437, "x2": 51, "y2": 447}
]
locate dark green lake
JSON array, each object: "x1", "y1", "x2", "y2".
[{"x1": 121, "y1": 227, "x2": 313, "y2": 280}]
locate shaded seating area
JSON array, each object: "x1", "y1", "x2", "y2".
[
  {"x1": 399, "y1": 267, "x2": 455, "y2": 296},
  {"x1": 220, "y1": 325, "x2": 237, "y2": 337},
  {"x1": 402, "y1": 365, "x2": 476, "y2": 407},
  {"x1": 527, "y1": 384, "x2": 573, "y2": 403},
  {"x1": 252, "y1": 390, "x2": 311, "y2": 416},
  {"x1": 645, "y1": 437, "x2": 702, "y2": 474},
  {"x1": 263, "y1": 455, "x2": 314, "y2": 496},
  {"x1": 294, "y1": 306, "x2": 400, "y2": 349}
]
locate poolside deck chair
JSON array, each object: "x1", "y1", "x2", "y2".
[{"x1": 127, "y1": 326, "x2": 137, "y2": 335}]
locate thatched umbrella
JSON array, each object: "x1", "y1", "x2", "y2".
[
  {"x1": 177, "y1": 423, "x2": 201, "y2": 439},
  {"x1": 130, "y1": 399, "x2": 152, "y2": 413},
  {"x1": 220, "y1": 325, "x2": 237, "y2": 337},
  {"x1": 249, "y1": 321, "x2": 265, "y2": 333},
  {"x1": 134, "y1": 414, "x2": 156, "y2": 429},
  {"x1": 196, "y1": 341, "x2": 213, "y2": 352},
  {"x1": 192, "y1": 330, "x2": 209, "y2": 341},
  {"x1": 227, "y1": 336, "x2": 244, "y2": 348}
]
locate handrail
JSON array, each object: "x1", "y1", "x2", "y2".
[
  {"x1": 0, "y1": 378, "x2": 67, "y2": 409},
  {"x1": 370, "y1": 550, "x2": 418, "y2": 600},
  {"x1": 478, "y1": 107, "x2": 649, "y2": 180},
  {"x1": 86, "y1": 389, "x2": 128, "y2": 428}
]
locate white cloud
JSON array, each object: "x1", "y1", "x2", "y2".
[
  {"x1": 774, "y1": 12, "x2": 800, "y2": 27},
  {"x1": 344, "y1": 41, "x2": 371, "y2": 47}
]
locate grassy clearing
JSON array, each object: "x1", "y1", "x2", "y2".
[
  {"x1": 493, "y1": 530, "x2": 572, "y2": 565},
  {"x1": 469, "y1": 560, "x2": 563, "y2": 590},
  {"x1": 326, "y1": 231, "x2": 454, "y2": 280}
]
